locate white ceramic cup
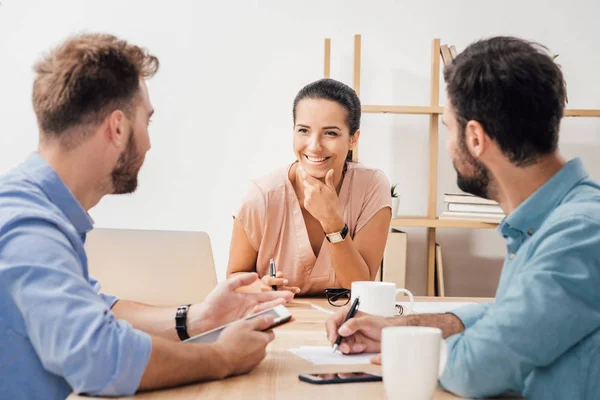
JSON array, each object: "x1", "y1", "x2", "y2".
[
  {"x1": 382, "y1": 326, "x2": 447, "y2": 400},
  {"x1": 350, "y1": 281, "x2": 414, "y2": 317}
]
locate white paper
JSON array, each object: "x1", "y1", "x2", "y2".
[
  {"x1": 397, "y1": 301, "x2": 477, "y2": 315},
  {"x1": 310, "y1": 303, "x2": 335, "y2": 315},
  {"x1": 288, "y1": 346, "x2": 377, "y2": 365},
  {"x1": 291, "y1": 301, "x2": 335, "y2": 315}
]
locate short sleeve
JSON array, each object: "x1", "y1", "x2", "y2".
[
  {"x1": 89, "y1": 275, "x2": 119, "y2": 309},
  {"x1": 233, "y1": 181, "x2": 266, "y2": 251},
  {"x1": 356, "y1": 170, "x2": 392, "y2": 233}
]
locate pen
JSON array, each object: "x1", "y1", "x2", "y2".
[
  {"x1": 332, "y1": 296, "x2": 360, "y2": 353},
  {"x1": 269, "y1": 258, "x2": 277, "y2": 291}
]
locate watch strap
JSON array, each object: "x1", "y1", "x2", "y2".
[
  {"x1": 325, "y1": 223, "x2": 349, "y2": 242},
  {"x1": 175, "y1": 304, "x2": 192, "y2": 341}
]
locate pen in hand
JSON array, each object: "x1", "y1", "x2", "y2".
[
  {"x1": 269, "y1": 258, "x2": 277, "y2": 291},
  {"x1": 332, "y1": 296, "x2": 360, "y2": 353}
]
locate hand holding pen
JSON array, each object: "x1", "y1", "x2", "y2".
[
  {"x1": 326, "y1": 296, "x2": 393, "y2": 355},
  {"x1": 332, "y1": 296, "x2": 360, "y2": 353},
  {"x1": 260, "y1": 259, "x2": 301, "y2": 294},
  {"x1": 269, "y1": 259, "x2": 277, "y2": 291}
]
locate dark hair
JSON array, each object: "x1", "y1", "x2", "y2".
[
  {"x1": 293, "y1": 78, "x2": 361, "y2": 161},
  {"x1": 444, "y1": 36, "x2": 566, "y2": 166},
  {"x1": 32, "y1": 33, "x2": 159, "y2": 147}
]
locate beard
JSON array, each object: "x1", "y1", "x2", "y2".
[
  {"x1": 454, "y1": 134, "x2": 491, "y2": 200},
  {"x1": 110, "y1": 130, "x2": 143, "y2": 195}
]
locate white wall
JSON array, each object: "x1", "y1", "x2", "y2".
[{"x1": 1, "y1": 0, "x2": 599, "y2": 295}]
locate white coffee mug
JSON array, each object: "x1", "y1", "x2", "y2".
[
  {"x1": 382, "y1": 326, "x2": 447, "y2": 400},
  {"x1": 350, "y1": 281, "x2": 414, "y2": 317}
]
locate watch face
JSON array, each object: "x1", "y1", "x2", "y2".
[{"x1": 328, "y1": 233, "x2": 343, "y2": 243}]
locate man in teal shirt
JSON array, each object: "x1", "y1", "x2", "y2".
[{"x1": 326, "y1": 37, "x2": 600, "y2": 399}]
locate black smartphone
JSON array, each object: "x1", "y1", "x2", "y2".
[{"x1": 298, "y1": 371, "x2": 382, "y2": 385}]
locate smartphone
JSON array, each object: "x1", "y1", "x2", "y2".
[
  {"x1": 298, "y1": 371, "x2": 382, "y2": 385},
  {"x1": 184, "y1": 304, "x2": 292, "y2": 344}
]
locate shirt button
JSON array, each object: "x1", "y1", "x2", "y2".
[
  {"x1": 509, "y1": 253, "x2": 516, "y2": 260},
  {"x1": 527, "y1": 229, "x2": 534, "y2": 235}
]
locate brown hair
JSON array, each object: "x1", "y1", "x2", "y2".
[{"x1": 32, "y1": 33, "x2": 159, "y2": 145}]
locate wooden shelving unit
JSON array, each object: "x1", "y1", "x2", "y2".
[
  {"x1": 323, "y1": 35, "x2": 600, "y2": 295},
  {"x1": 362, "y1": 105, "x2": 443, "y2": 115}
]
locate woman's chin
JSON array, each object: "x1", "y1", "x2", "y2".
[{"x1": 300, "y1": 163, "x2": 329, "y2": 179}]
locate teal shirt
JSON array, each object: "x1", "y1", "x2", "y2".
[{"x1": 440, "y1": 158, "x2": 600, "y2": 400}]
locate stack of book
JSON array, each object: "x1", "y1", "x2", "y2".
[{"x1": 439, "y1": 193, "x2": 505, "y2": 223}]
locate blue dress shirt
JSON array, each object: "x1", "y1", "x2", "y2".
[
  {"x1": 440, "y1": 158, "x2": 600, "y2": 400},
  {"x1": 0, "y1": 153, "x2": 151, "y2": 399}
]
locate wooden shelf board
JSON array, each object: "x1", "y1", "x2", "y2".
[
  {"x1": 391, "y1": 216, "x2": 498, "y2": 229},
  {"x1": 362, "y1": 105, "x2": 443, "y2": 115},
  {"x1": 564, "y1": 109, "x2": 600, "y2": 117}
]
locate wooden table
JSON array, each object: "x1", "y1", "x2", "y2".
[{"x1": 69, "y1": 297, "x2": 512, "y2": 400}]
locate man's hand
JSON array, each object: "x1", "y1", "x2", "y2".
[
  {"x1": 326, "y1": 305, "x2": 467, "y2": 362},
  {"x1": 214, "y1": 314, "x2": 276, "y2": 377},
  {"x1": 325, "y1": 305, "x2": 396, "y2": 354},
  {"x1": 189, "y1": 273, "x2": 293, "y2": 335}
]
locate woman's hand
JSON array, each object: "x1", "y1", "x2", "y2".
[
  {"x1": 260, "y1": 271, "x2": 301, "y2": 294},
  {"x1": 296, "y1": 166, "x2": 344, "y2": 233}
]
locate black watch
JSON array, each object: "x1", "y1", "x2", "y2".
[
  {"x1": 325, "y1": 223, "x2": 349, "y2": 243},
  {"x1": 175, "y1": 304, "x2": 192, "y2": 341}
]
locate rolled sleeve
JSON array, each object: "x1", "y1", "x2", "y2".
[
  {"x1": 4, "y1": 220, "x2": 152, "y2": 396},
  {"x1": 88, "y1": 324, "x2": 151, "y2": 396},
  {"x1": 450, "y1": 302, "x2": 491, "y2": 329}
]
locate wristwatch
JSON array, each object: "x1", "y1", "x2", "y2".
[
  {"x1": 325, "y1": 223, "x2": 349, "y2": 243},
  {"x1": 175, "y1": 304, "x2": 192, "y2": 341}
]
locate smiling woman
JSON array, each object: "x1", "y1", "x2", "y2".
[{"x1": 226, "y1": 79, "x2": 392, "y2": 296}]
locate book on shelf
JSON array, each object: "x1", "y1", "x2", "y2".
[
  {"x1": 440, "y1": 44, "x2": 453, "y2": 66},
  {"x1": 449, "y1": 45, "x2": 458, "y2": 60},
  {"x1": 447, "y1": 202, "x2": 503, "y2": 214},
  {"x1": 444, "y1": 192, "x2": 498, "y2": 206},
  {"x1": 439, "y1": 211, "x2": 504, "y2": 224},
  {"x1": 434, "y1": 243, "x2": 445, "y2": 297}
]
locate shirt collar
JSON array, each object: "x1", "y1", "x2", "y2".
[
  {"x1": 22, "y1": 152, "x2": 94, "y2": 235},
  {"x1": 497, "y1": 158, "x2": 588, "y2": 239}
]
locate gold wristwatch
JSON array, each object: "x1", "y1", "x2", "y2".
[{"x1": 325, "y1": 223, "x2": 349, "y2": 243}]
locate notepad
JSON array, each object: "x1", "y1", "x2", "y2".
[
  {"x1": 397, "y1": 301, "x2": 477, "y2": 315},
  {"x1": 288, "y1": 346, "x2": 377, "y2": 365}
]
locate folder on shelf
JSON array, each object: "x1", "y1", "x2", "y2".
[{"x1": 382, "y1": 228, "x2": 408, "y2": 288}]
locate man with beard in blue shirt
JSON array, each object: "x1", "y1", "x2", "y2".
[{"x1": 326, "y1": 36, "x2": 600, "y2": 400}]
